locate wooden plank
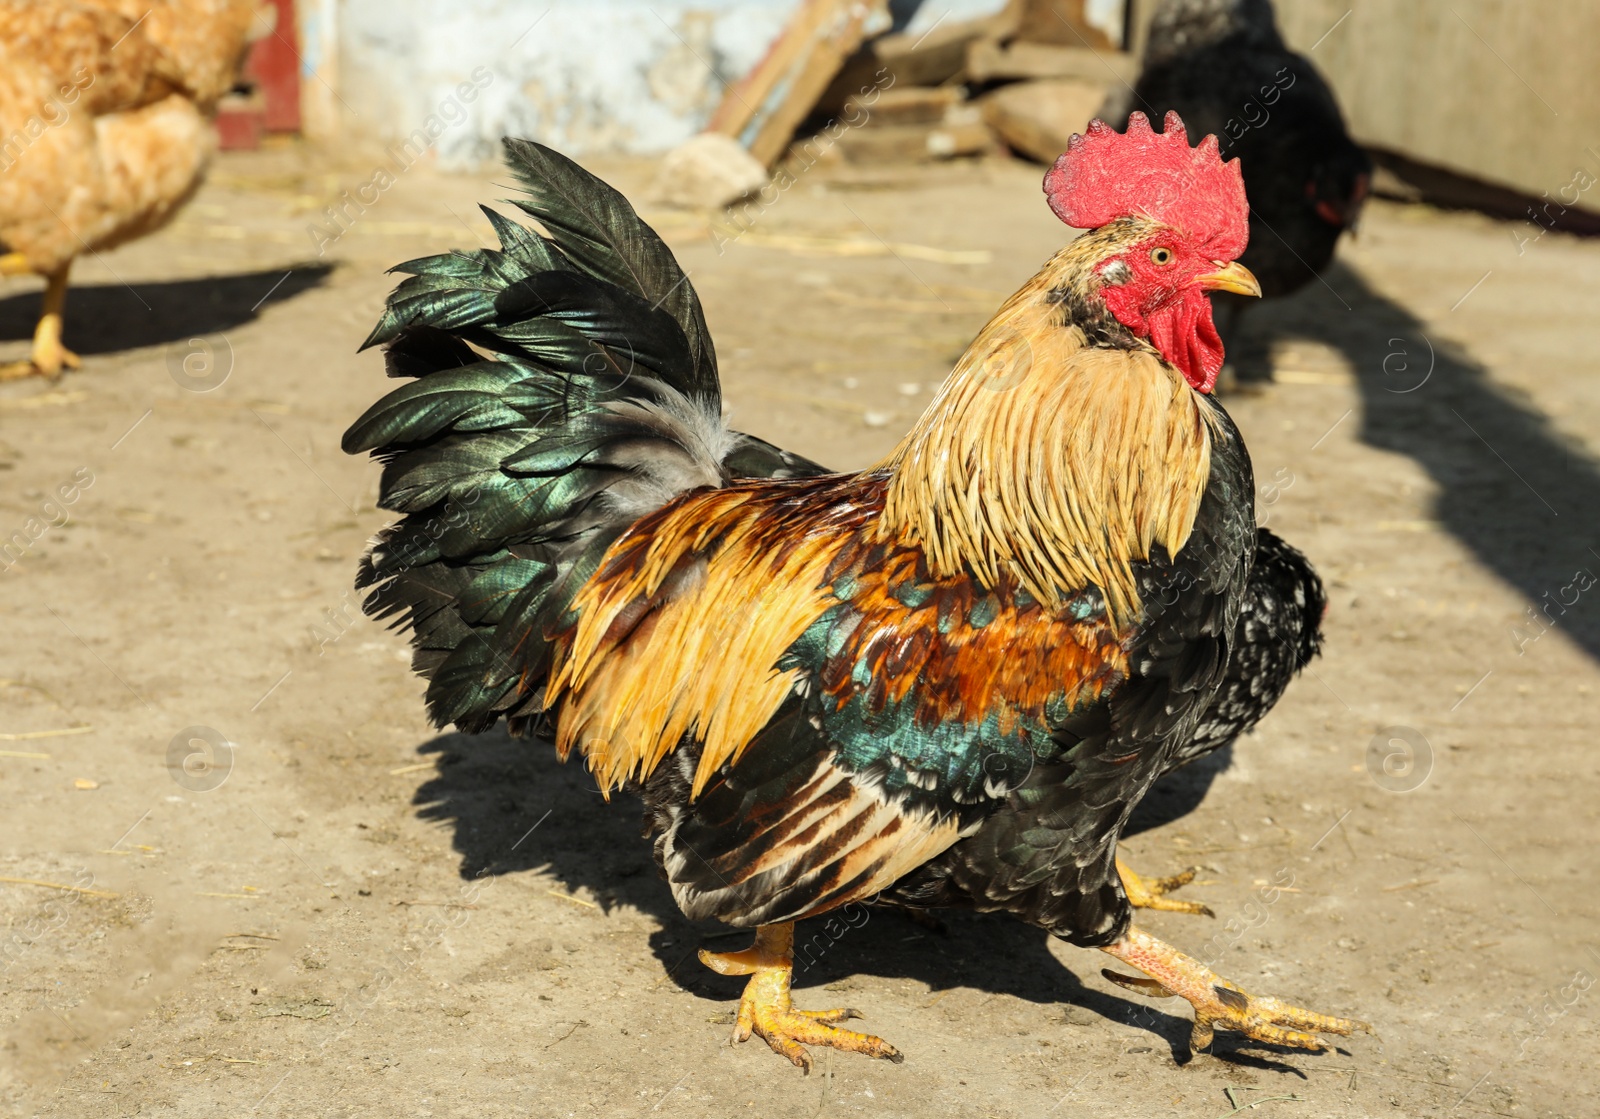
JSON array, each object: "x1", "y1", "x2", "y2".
[
  {"x1": 815, "y1": 13, "x2": 1005, "y2": 118},
  {"x1": 979, "y1": 78, "x2": 1107, "y2": 164},
  {"x1": 842, "y1": 87, "x2": 962, "y2": 127},
  {"x1": 992, "y1": 0, "x2": 1119, "y2": 50},
  {"x1": 706, "y1": 0, "x2": 838, "y2": 140},
  {"x1": 706, "y1": 0, "x2": 890, "y2": 168},
  {"x1": 871, "y1": 13, "x2": 997, "y2": 85},
  {"x1": 834, "y1": 118, "x2": 992, "y2": 164},
  {"x1": 966, "y1": 39, "x2": 1136, "y2": 85},
  {"x1": 747, "y1": 2, "x2": 890, "y2": 167}
]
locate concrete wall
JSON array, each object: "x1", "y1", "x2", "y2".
[
  {"x1": 297, "y1": 0, "x2": 341, "y2": 143},
  {"x1": 307, "y1": 0, "x2": 1018, "y2": 161},
  {"x1": 301, "y1": 0, "x2": 1599, "y2": 198},
  {"x1": 336, "y1": 0, "x2": 787, "y2": 163},
  {"x1": 1271, "y1": 1, "x2": 1600, "y2": 210}
]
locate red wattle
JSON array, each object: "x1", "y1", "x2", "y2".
[{"x1": 1144, "y1": 290, "x2": 1223, "y2": 393}]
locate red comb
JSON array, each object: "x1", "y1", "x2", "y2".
[{"x1": 1044, "y1": 111, "x2": 1248, "y2": 259}]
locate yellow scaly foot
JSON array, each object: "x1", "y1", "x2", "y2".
[
  {"x1": 699, "y1": 922, "x2": 902, "y2": 1073},
  {"x1": 1117, "y1": 853, "x2": 1214, "y2": 917},
  {"x1": 1101, "y1": 926, "x2": 1371, "y2": 1053},
  {"x1": 0, "y1": 263, "x2": 79, "y2": 381}
]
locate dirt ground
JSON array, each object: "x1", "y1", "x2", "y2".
[{"x1": 1, "y1": 140, "x2": 1597, "y2": 1119}]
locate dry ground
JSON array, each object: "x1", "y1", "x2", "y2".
[{"x1": 1, "y1": 142, "x2": 1597, "y2": 1119}]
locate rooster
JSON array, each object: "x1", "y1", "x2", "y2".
[
  {"x1": 344, "y1": 115, "x2": 1367, "y2": 1070},
  {"x1": 0, "y1": 0, "x2": 264, "y2": 380},
  {"x1": 1106, "y1": 0, "x2": 1372, "y2": 379}
]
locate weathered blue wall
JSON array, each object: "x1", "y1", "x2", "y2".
[{"x1": 333, "y1": 0, "x2": 1011, "y2": 162}]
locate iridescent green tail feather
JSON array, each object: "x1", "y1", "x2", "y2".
[{"x1": 343, "y1": 140, "x2": 807, "y2": 735}]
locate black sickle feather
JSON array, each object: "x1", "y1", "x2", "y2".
[
  {"x1": 345, "y1": 139, "x2": 790, "y2": 737},
  {"x1": 499, "y1": 138, "x2": 719, "y2": 402}
]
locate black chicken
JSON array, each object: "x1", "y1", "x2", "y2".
[{"x1": 1104, "y1": 0, "x2": 1372, "y2": 379}]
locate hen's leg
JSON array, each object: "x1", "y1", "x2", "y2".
[
  {"x1": 1117, "y1": 854, "x2": 1214, "y2": 918},
  {"x1": 0, "y1": 263, "x2": 81, "y2": 381},
  {"x1": 33, "y1": 265, "x2": 81, "y2": 376},
  {"x1": 699, "y1": 922, "x2": 902, "y2": 1073},
  {"x1": 0, "y1": 254, "x2": 39, "y2": 382},
  {"x1": 1102, "y1": 926, "x2": 1369, "y2": 1053}
]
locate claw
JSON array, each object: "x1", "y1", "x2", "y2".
[
  {"x1": 698, "y1": 945, "x2": 764, "y2": 976},
  {"x1": 1101, "y1": 969, "x2": 1178, "y2": 998},
  {"x1": 797, "y1": 1006, "x2": 864, "y2": 1024}
]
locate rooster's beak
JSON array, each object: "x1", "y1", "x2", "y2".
[{"x1": 1196, "y1": 261, "x2": 1261, "y2": 298}]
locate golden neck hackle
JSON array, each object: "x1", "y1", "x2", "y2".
[{"x1": 879, "y1": 234, "x2": 1218, "y2": 630}]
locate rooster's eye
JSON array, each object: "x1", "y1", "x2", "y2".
[{"x1": 1150, "y1": 247, "x2": 1174, "y2": 266}]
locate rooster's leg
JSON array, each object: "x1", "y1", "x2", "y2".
[
  {"x1": 1101, "y1": 925, "x2": 1370, "y2": 1053},
  {"x1": 0, "y1": 263, "x2": 81, "y2": 381},
  {"x1": 1117, "y1": 853, "x2": 1213, "y2": 917},
  {"x1": 699, "y1": 922, "x2": 902, "y2": 1073}
]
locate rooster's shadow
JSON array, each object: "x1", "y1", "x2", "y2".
[{"x1": 412, "y1": 727, "x2": 1284, "y2": 1067}]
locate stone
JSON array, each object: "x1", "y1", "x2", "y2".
[{"x1": 651, "y1": 133, "x2": 769, "y2": 211}]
